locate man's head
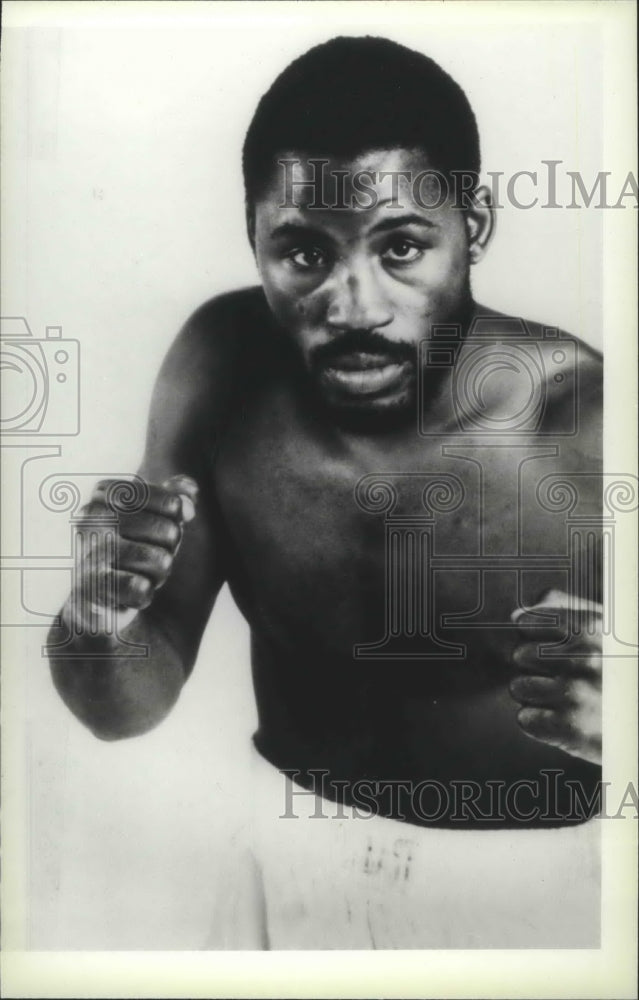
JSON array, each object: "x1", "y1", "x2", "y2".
[{"x1": 243, "y1": 36, "x2": 494, "y2": 421}]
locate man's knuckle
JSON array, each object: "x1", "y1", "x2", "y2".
[
  {"x1": 135, "y1": 574, "x2": 153, "y2": 597},
  {"x1": 158, "y1": 549, "x2": 173, "y2": 573},
  {"x1": 160, "y1": 492, "x2": 182, "y2": 518},
  {"x1": 123, "y1": 573, "x2": 153, "y2": 606},
  {"x1": 516, "y1": 706, "x2": 538, "y2": 731},
  {"x1": 518, "y1": 705, "x2": 563, "y2": 738},
  {"x1": 585, "y1": 652, "x2": 602, "y2": 675},
  {"x1": 560, "y1": 711, "x2": 580, "y2": 740},
  {"x1": 163, "y1": 520, "x2": 181, "y2": 547},
  {"x1": 509, "y1": 676, "x2": 524, "y2": 700},
  {"x1": 574, "y1": 677, "x2": 599, "y2": 707},
  {"x1": 562, "y1": 677, "x2": 578, "y2": 702},
  {"x1": 512, "y1": 645, "x2": 526, "y2": 666}
]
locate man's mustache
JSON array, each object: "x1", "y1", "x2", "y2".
[{"x1": 310, "y1": 329, "x2": 416, "y2": 369}]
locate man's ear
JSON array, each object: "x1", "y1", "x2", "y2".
[
  {"x1": 465, "y1": 185, "x2": 495, "y2": 264},
  {"x1": 245, "y1": 201, "x2": 256, "y2": 253}
]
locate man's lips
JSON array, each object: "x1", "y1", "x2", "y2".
[
  {"x1": 320, "y1": 352, "x2": 412, "y2": 396},
  {"x1": 324, "y1": 350, "x2": 401, "y2": 372}
]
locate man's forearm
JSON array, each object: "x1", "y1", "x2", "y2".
[{"x1": 47, "y1": 609, "x2": 189, "y2": 740}]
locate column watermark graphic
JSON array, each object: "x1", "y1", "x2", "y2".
[{"x1": 353, "y1": 470, "x2": 637, "y2": 659}]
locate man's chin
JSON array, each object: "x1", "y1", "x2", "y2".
[{"x1": 315, "y1": 382, "x2": 417, "y2": 432}]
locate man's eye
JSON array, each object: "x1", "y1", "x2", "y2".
[
  {"x1": 286, "y1": 246, "x2": 329, "y2": 269},
  {"x1": 381, "y1": 239, "x2": 424, "y2": 265}
]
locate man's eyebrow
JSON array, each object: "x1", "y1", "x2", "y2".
[
  {"x1": 269, "y1": 221, "x2": 331, "y2": 241},
  {"x1": 369, "y1": 213, "x2": 438, "y2": 234},
  {"x1": 268, "y1": 214, "x2": 437, "y2": 241}
]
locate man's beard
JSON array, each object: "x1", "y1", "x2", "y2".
[
  {"x1": 309, "y1": 328, "x2": 416, "y2": 372},
  {"x1": 307, "y1": 328, "x2": 418, "y2": 431}
]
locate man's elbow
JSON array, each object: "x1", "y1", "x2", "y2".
[{"x1": 49, "y1": 658, "x2": 181, "y2": 742}]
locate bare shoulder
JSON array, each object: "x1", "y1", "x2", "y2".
[
  {"x1": 461, "y1": 306, "x2": 601, "y2": 452},
  {"x1": 519, "y1": 314, "x2": 602, "y2": 383},
  {"x1": 157, "y1": 285, "x2": 273, "y2": 393},
  {"x1": 141, "y1": 286, "x2": 274, "y2": 479},
  {"x1": 518, "y1": 315, "x2": 602, "y2": 450},
  {"x1": 471, "y1": 305, "x2": 602, "y2": 384}
]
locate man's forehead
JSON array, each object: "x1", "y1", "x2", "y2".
[
  {"x1": 256, "y1": 146, "x2": 448, "y2": 222},
  {"x1": 280, "y1": 147, "x2": 431, "y2": 177}
]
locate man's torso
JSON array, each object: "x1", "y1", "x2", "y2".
[{"x1": 193, "y1": 288, "x2": 603, "y2": 825}]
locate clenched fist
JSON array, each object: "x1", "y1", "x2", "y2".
[
  {"x1": 64, "y1": 474, "x2": 199, "y2": 638},
  {"x1": 509, "y1": 590, "x2": 602, "y2": 766}
]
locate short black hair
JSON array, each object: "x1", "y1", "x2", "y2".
[{"x1": 242, "y1": 35, "x2": 480, "y2": 207}]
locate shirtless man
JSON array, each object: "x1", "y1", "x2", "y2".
[{"x1": 48, "y1": 37, "x2": 603, "y2": 918}]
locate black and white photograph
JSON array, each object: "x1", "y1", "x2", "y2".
[{"x1": 1, "y1": 0, "x2": 637, "y2": 996}]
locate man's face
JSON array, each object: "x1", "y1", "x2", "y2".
[{"x1": 253, "y1": 149, "x2": 473, "y2": 418}]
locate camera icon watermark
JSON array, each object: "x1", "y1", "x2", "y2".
[
  {"x1": 0, "y1": 316, "x2": 80, "y2": 436},
  {"x1": 418, "y1": 317, "x2": 578, "y2": 437}
]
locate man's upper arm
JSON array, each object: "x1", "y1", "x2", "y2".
[{"x1": 136, "y1": 299, "x2": 238, "y2": 672}]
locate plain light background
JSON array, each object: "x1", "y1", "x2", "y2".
[{"x1": 1, "y1": 1, "x2": 615, "y2": 952}]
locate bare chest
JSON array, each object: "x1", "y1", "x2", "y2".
[{"x1": 213, "y1": 385, "x2": 599, "y2": 668}]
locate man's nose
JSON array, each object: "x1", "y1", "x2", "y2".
[{"x1": 325, "y1": 261, "x2": 393, "y2": 332}]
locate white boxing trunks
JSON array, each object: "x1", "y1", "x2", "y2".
[{"x1": 205, "y1": 744, "x2": 601, "y2": 950}]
